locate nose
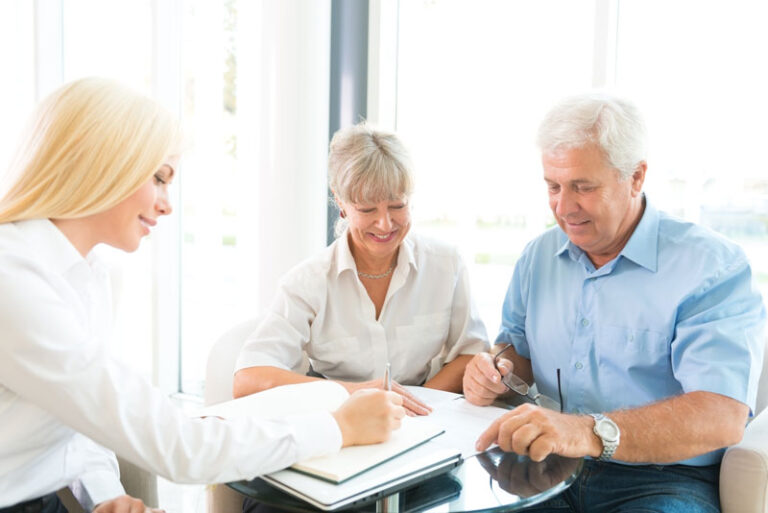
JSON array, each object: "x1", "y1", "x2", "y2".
[
  {"x1": 374, "y1": 210, "x2": 393, "y2": 231},
  {"x1": 156, "y1": 188, "x2": 173, "y2": 216},
  {"x1": 554, "y1": 188, "x2": 577, "y2": 219}
]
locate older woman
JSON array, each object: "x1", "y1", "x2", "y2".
[{"x1": 233, "y1": 123, "x2": 489, "y2": 414}]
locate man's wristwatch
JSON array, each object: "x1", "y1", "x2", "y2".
[{"x1": 589, "y1": 413, "x2": 620, "y2": 461}]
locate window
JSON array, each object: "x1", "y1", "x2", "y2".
[
  {"x1": 177, "y1": 1, "x2": 332, "y2": 395},
  {"x1": 379, "y1": 0, "x2": 768, "y2": 335},
  {"x1": 0, "y1": 0, "x2": 157, "y2": 380},
  {"x1": 4, "y1": 1, "x2": 765, "y2": 398},
  {"x1": 178, "y1": 0, "x2": 248, "y2": 395},
  {"x1": 614, "y1": 0, "x2": 768, "y2": 299},
  {"x1": 0, "y1": 1, "x2": 34, "y2": 174},
  {"x1": 391, "y1": 1, "x2": 598, "y2": 332}
]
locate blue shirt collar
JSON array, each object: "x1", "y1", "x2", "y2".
[
  {"x1": 619, "y1": 198, "x2": 659, "y2": 272},
  {"x1": 554, "y1": 196, "x2": 659, "y2": 272}
]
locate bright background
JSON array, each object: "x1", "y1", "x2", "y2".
[{"x1": 1, "y1": 0, "x2": 767, "y2": 401}]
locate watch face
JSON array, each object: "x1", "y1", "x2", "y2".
[{"x1": 597, "y1": 421, "x2": 619, "y2": 441}]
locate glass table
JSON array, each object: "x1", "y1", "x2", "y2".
[{"x1": 228, "y1": 448, "x2": 582, "y2": 513}]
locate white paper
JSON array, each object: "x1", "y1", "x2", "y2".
[{"x1": 405, "y1": 386, "x2": 509, "y2": 458}]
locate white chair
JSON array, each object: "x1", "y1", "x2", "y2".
[
  {"x1": 720, "y1": 337, "x2": 768, "y2": 513},
  {"x1": 204, "y1": 318, "x2": 263, "y2": 513}
]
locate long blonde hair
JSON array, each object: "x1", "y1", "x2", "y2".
[{"x1": 0, "y1": 77, "x2": 181, "y2": 223}]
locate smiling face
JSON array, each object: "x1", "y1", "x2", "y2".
[
  {"x1": 338, "y1": 197, "x2": 411, "y2": 264},
  {"x1": 543, "y1": 144, "x2": 646, "y2": 267},
  {"x1": 96, "y1": 160, "x2": 176, "y2": 252}
]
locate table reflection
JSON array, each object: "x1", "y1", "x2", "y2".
[{"x1": 476, "y1": 448, "x2": 582, "y2": 501}]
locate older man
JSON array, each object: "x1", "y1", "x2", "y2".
[{"x1": 464, "y1": 93, "x2": 765, "y2": 512}]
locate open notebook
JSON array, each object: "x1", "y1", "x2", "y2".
[
  {"x1": 261, "y1": 442, "x2": 461, "y2": 510},
  {"x1": 193, "y1": 380, "x2": 453, "y2": 483}
]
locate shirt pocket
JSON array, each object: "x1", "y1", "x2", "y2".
[
  {"x1": 598, "y1": 325, "x2": 671, "y2": 373},
  {"x1": 394, "y1": 309, "x2": 452, "y2": 366}
]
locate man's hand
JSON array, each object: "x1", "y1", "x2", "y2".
[
  {"x1": 332, "y1": 389, "x2": 406, "y2": 446},
  {"x1": 93, "y1": 495, "x2": 164, "y2": 513},
  {"x1": 462, "y1": 352, "x2": 512, "y2": 406},
  {"x1": 338, "y1": 379, "x2": 432, "y2": 416},
  {"x1": 475, "y1": 403, "x2": 601, "y2": 461}
]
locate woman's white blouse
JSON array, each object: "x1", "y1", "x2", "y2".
[
  {"x1": 236, "y1": 232, "x2": 489, "y2": 383},
  {"x1": 0, "y1": 219, "x2": 341, "y2": 508}
]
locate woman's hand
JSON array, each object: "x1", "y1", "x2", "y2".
[
  {"x1": 332, "y1": 389, "x2": 406, "y2": 446},
  {"x1": 93, "y1": 495, "x2": 164, "y2": 513},
  {"x1": 338, "y1": 379, "x2": 432, "y2": 416}
]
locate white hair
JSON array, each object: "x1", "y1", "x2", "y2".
[{"x1": 536, "y1": 93, "x2": 647, "y2": 180}]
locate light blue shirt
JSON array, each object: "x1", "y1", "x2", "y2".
[{"x1": 497, "y1": 199, "x2": 766, "y2": 466}]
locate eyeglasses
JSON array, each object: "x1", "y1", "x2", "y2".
[{"x1": 493, "y1": 345, "x2": 563, "y2": 413}]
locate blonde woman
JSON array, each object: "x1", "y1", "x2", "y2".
[
  {"x1": 0, "y1": 78, "x2": 404, "y2": 513},
  {"x1": 233, "y1": 123, "x2": 489, "y2": 416}
]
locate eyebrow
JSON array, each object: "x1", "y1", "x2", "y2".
[{"x1": 544, "y1": 178, "x2": 595, "y2": 185}]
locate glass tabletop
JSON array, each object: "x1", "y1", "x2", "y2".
[{"x1": 228, "y1": 449, "x2": 582, "y2": 513}]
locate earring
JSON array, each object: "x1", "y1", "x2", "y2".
[{"x1": 339, "y1": 210, "x2": 346, "y2": 219}]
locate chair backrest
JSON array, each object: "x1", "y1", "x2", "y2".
[
  {"x1": 204, "y1": 318, "x2": 263, "y2": 406},
  {"x1": 755, "y1": 336, "x2": 768, "y2": 416},
  {"x1": 205, "y1": 318, "x2": 262, "y2": 513}
]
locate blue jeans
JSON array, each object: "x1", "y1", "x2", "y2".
[{"x1": 525, "y1": 460, "x2": 721, "y2": 513}]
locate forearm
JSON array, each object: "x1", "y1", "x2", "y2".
[
  {"x1": 233, "y1": 366, "x2": 322, "y2": 398},
  {"x1": 424, "y1": 355, "x2": 473, "y2": 393},
  {"x1": 607, "y1": 391, "x2": 749, "y2": 463},
  {"x1": 478, "y1": 390, "x2": 750, "y2": 463}
]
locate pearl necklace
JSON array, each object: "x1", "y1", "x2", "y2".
[{"x1": 357, "y1": 264, "x2": 395, "y2": 280}]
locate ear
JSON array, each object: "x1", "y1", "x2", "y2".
[
  {"x1": 331, "y1": 190, "x2": 346, "y2": 217},
  {"x1": 630, "y1": 162, "x2": 647, "y2": 197}
]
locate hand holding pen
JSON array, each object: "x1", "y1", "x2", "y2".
[{"x1": 337, "y1": 363, "x2": 432, "y2": 416}]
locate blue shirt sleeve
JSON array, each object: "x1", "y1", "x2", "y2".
[
  {"x1": 672, "y1": 254, "x2": 766, "y2": 413},
  {"x1": 496, "y1": 245, "x2": 532, "y2": 359}
]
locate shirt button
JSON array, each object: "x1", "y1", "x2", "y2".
[
  {"x1": 581, "y1": 318, "x2": 589, "y2": 327},
  {"x1": 575, "y1": 362, "x2": 584, "y2": 370}
]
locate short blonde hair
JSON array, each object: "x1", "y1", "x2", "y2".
[
  {"x1": 328, "y1": 122, "x2": 414, "y2": 206},
  {"x1": 0, "y1": 77, "x2": 181, "y2": 223}
]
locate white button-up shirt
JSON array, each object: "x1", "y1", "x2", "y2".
[
  {"x1": 0, "y1": 219, "x2": 341, "y2": 509},
  {"x1": 236, "y1": 232, "x2": 489, "y2": 383}
]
